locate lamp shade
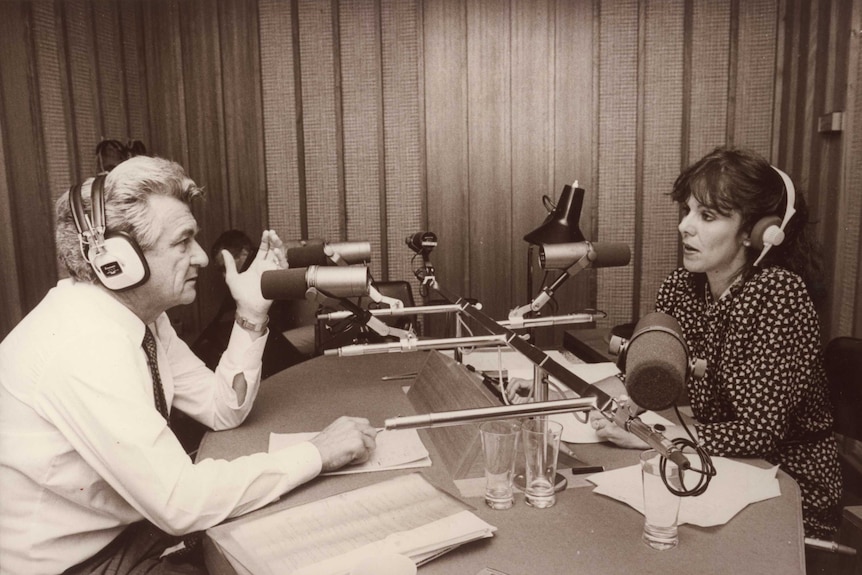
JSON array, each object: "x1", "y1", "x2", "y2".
[{"x1": 523, "y1": 184, "x2": 586, "y2": 245}]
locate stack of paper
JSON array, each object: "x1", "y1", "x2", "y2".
[
  {"x1": 269, "y1": 428, "x2": 432, "y2": 475},
  {"x1": 586, "y1": 455, "x2": 782, "y2": 526},
  {"x1": 207, "y1": 473, "x2": 496, "y2": 575}
]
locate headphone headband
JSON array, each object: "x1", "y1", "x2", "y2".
[
  {"x1": 67, "y1": 174, "x2": 149, "y2": 291},
  {"x1": 752, "y1": 165, "x2": 797, "y2": 267}
]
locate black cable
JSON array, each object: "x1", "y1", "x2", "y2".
[{"x1": 658, "y1": 405, "x2": 716, "y2": 497}]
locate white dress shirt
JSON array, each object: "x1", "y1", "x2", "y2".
[{"x1": 0, "y1": 279, "x2": 322, "y2": 574}]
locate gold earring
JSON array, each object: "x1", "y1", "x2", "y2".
[{"x1": 743, "y1": 239, "x2": 752, "y2": 247}]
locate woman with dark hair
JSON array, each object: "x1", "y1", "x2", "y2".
[{"x1": 586, "y1": 147, "x2": 841, "y2": 539}]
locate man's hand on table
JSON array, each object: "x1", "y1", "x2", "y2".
[{"x1": 310, "y1": 416, "x2": 378, "y2": 472}]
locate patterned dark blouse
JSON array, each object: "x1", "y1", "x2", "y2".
[{"x1": 655, "y1": 266, "x2": 842, "y2": 538}]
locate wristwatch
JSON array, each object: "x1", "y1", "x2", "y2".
[{"x1": 234, "y1": 312, "x2": 269, "y2": 333}]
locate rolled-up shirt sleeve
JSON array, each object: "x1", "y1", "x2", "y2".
[{"x1": 160, "y1": 313, "x2": 266, "y2": 430}]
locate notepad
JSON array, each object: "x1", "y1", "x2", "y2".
[
  {"x1": 207, "y1": 473, "x2": 497, "y2": 575},
  {"x1": 269, "y1": 428, "x2": 432, "y2": 475}
]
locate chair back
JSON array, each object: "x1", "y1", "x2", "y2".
[
  {"x1": 363, "y1": 280, "x2": 416, "y2": 330},
  {"x1": 314, "y1": 280, "x2": 417, "y2": 354},
  {"x1": 824, "y1": 336, "x2": 862, "y2": 441}
]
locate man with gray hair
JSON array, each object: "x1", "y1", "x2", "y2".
[{"x1": 0, "y1": 156, "x2": 377, "y2": 574}]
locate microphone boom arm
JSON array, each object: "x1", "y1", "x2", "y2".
[
  {"x1": 307, "y1": 288, "x2": 417, "y2": 342},
  {"x1": 508, "y1": 250, "x2": 593, "y2": 321},
  {"x1": 416, "y1": 277, "x2": 691, "y2": 471}
]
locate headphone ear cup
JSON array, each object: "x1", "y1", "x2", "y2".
[
  {"x1": 90, "y1": 231, "x2": 150, "y2": 291},
  {"x1": 749, "y1": 215, "x2": 782, "y2": 250}
]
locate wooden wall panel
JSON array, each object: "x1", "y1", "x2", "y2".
[
  {"x1": 141, "y1": 1, "x2": 187, "y2": 165},
  {"x1": 62, "y1": 1, "x2": 102, "y2": 176},
  {"x1": 380, "y1": 0, "x2": 423, "y2": 287},
  {"x1": 541, "y1": 0, "x2": 596, "y2": 345},
  {"x1": 0, "y1": 90, "x2": 22, "y2": 336},
  {"x1": 510, "y1": 0, "x2": 551, "y2": 312},
  {"x1": 733, "y1": 0, "x2": 778, "y2": 156},
  {"x1": 259, "y1": 0, "x2": 304, "y2": 242},
  {"x1": 423, "y1": 0, "x2": 469, "y2": 303},
  {"x1": 638, "y1": 1, "x2": 684, "y2": 317},
  {"x1": 466, "y1": 0, "x2": 512, "y2": 320},
  {"x1": 92, "y1": 1, "x2": 128, "y2": 141},
  {"x1": 553, "y1": 0, "x2": 596, "y2": 230},
  {"x1": 1, "y1": 0, "x2": 860, "y2": 344},
  {"x1": 141, "y1": 0, "x2": 193, "y2": 333},
  {"x1": 688, "y1": 1, "x2": 731, "y2": 162},
  {"x1": 597, "y1": 0, "x2": 639, "y2": 327},
  {"x1": 118, "y1": 2, "x2": 148, "y2": 142},
  {"x1": 0, "y1": 2, "x2": 55, "y2": 319},
  {"x1": 32, "y1": 1, "x2": 74, "y2": 206},
  {"x1": 179, "y1": 0, "x2": 230, "y2": 330},
  {"x1": 220, "y1": 0, "x2": 267, "y2": 239},
  {"x1": 298, "y1": 0, "x2": 343, "y2": 241},
  {"x1": 834, "y1": 0, "x2": 862, "y2": 335},
  {"x1": 339, "y1": 0, "x2": 385, "y2": 278}
]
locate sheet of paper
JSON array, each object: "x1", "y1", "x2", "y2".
[
  {"x1": 586, "y1": 456, "x2": 782, "y2": 527},
  {"x1": 269, "y1": 428, "x2": 431, "y2": 475},
  {"x1": 210, "y1": 473, "x2": 495, "y2": 575},
  {"x1": 450, "y1": 347, "x2": 621, "y2": 385}
]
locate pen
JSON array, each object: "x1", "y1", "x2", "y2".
[
  {"x1": 380, "y1": 372, "x2": 418, "y2": 381},
  {"x1": 558, "y1": 441, "x2": 604, "y2": 475}
]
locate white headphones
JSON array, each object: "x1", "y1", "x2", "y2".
[
  {"x1": 68, "y1": 175, "x2": 150, "y2": 291},
  {"x1": 749, "y1": 165, "x2": 796, "y2": 267}
]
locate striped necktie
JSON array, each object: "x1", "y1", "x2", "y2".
[{"x1": 142, "y1": 326, "x2": 170, "y2": 425}]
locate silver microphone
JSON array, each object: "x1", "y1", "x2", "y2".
[{"x1": 540, "y1": 241, "x2": 631, "y2": 270}]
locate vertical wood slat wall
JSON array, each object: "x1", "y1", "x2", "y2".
[{"x1": 0, "y1": 0, "x2": 859, "y2": 345}]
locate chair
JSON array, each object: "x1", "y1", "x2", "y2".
[
  {"x1": 362, "y1": 280, "x2": 417, "y2": 330},
  {"x1": 315, "y1": 280, "x2": 417, "y2": 353},
  {"x1": 825, "y1": 337, "x2": 862, "y2": 502},
  {"x1": 806, "y1": 337, "x2": 862, "y2": 573}
]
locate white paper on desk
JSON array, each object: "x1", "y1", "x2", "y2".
[
  {"x1": 587, "y1": 456, "x2": 782, "y2": 527},
  {"x1": 269, "y1": 429, "x2": 431, "y2": 475},
  {"x1": 450, "y1": 348, "x2": 620, "y2": 383}
]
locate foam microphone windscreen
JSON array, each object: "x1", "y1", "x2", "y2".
[
  {"x1": 260, "y1": 268, "x2": 310, "y2": 300},
  {"x1": 286, "y1": 244, "x2": 330, "y2": 267},
  {"x1": 589, "y1": 242, "x2": 631, "y2": 268},
  {"x1": 623, "y1": 312, "x2": 687, "y2": 411}
]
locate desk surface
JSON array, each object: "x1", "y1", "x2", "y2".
[{"x1": 198, "y1": 352, "x2": 806, "y2": 575}]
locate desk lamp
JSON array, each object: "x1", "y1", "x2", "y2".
[
  {"x1": 521, "y1": 182, "x2": 586, "y2": 319},
  {"x1": 523, "y1": 182, "x2": 587, "y2": 245}
]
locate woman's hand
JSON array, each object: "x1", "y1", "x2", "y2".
[
  {"x1": 587, "y1": 410, "x2": 649, "y2": 449},
  {"x1": 504, "y1": 377, "x2": 533, "y2": 404}
]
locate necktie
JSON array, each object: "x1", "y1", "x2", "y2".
[{"x1": 142, "y1": 326, "x2": 170, "y2": 425}]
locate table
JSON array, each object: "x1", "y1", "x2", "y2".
[{"x1": 198, "y1": 352, "x2": 806, "y2": 575}]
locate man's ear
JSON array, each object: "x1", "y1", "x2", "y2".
[{"x1": 237, "y1": 248, "x2": 250, "y2": 271}]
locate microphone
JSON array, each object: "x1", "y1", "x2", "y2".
[
  {"x1": 609, "y1": 312, "x2": 706, "y2": 411},
  {"x1": 261, "y1": 266, "x2": 370, "y2": 300},
  {"x1": 539, "y1": 241, "x2": 631, "y2": 270},
  {"x1": 286, "y1": 241, "x2": 371, "y2": 267},
  {"x1": 405, "y1": 231, "x2": 437, "y2": 254}
]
